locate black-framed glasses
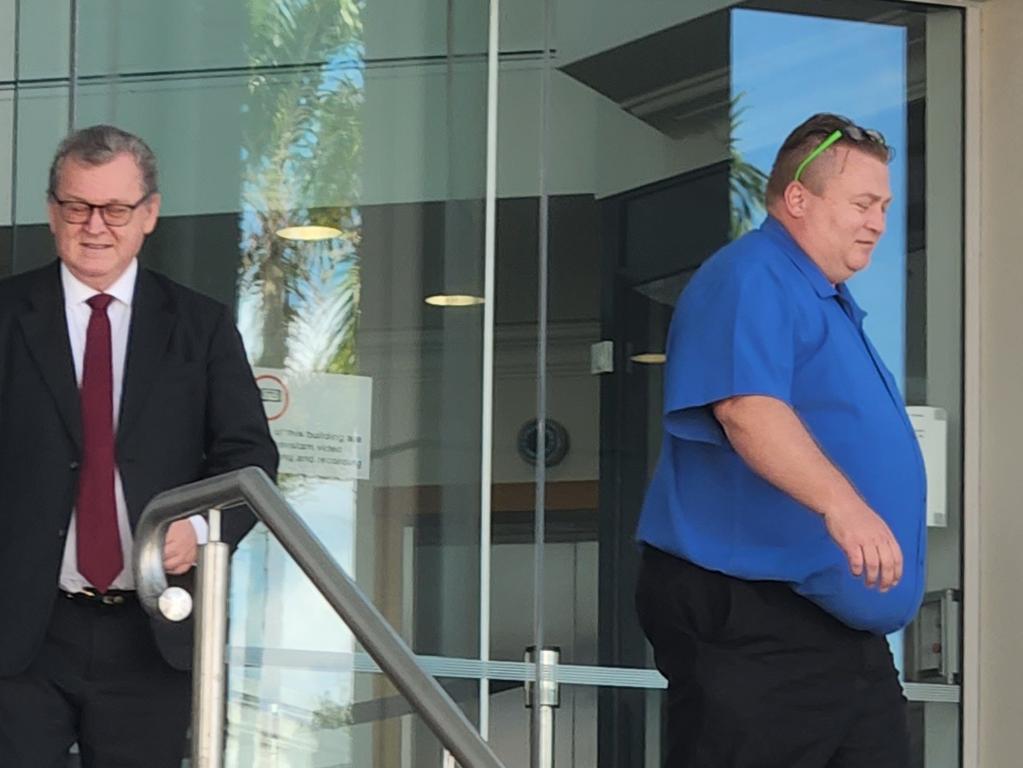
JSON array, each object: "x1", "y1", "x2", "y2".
[
  {"x1": 792, "y1": 115, "x2": 889, "y2": 182},
  {"x1": 49, "y1": 192, "x2": 152, "y2": 226}
]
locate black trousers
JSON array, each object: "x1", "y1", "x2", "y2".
[
  {"x1": 0, "y1": 592, "x2": 191, "y2": 768},
  {"x1": 636, "y1": 545, "x2": 909, "y2": 768}
]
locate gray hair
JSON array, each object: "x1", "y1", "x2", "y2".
[{"x1": 48, "y1": 124, "x2": 159, "y2": 198}]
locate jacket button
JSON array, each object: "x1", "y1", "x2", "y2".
[
  {"x1": 69, "y1": 461, "x2": 80, "y2": 470},
  {"x1": 57, "y1": 528, "x2": 66, "y2": 537}
]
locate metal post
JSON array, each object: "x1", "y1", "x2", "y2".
[
  {"x1": 524, "y1": 647, "x2": 559, "y2": 768},
  {"x1": 192, "y1": 508, "x2": 230, "y2": 768},
  {"x1": 135, "y1": 468, "x2": 507, "y2": 768}
]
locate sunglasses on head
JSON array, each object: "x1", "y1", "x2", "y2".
[{"x1": 792, "y1": 115, "x2": 888, "y2": 182}]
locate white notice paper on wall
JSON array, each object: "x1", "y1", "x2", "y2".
[
  {"x1": 253, "y1": 367, "x2": 372, "y2": 480},
  {"x1": 906, "y1": 406, "x2": 947, "y2": 528}
]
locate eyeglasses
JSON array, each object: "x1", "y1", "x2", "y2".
[
  {"x1": 792, "y1": 116, "x2": 888, "y2": 182},
  {"x1": 49, "y1": 192, "x2": 152, "y2": 227}
]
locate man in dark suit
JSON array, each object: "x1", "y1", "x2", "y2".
[{"x1": 0, "y1": 124, "x2": 279, "y2": 767}]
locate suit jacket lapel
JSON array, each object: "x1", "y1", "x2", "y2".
[
  {"x1": 118, "y1": 268, "x2": 175, "y2": 446},
  {"x1": 18, "y1": 262, "x2": 83, "y2": 451}
]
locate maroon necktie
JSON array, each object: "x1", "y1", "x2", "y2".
[{"x1": 76, "y1": 293, "x2": 122, "y2": 592}]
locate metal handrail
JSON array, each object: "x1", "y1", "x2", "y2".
[{"x1": 133, "y1": 466, "x2": 505, "y2": 768}]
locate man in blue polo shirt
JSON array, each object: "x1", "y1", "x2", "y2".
[{"x1": 635, "y1": 113, "x2": 926, "y2": 768}]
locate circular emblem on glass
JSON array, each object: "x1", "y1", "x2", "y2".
[{"x1": 517, "y1": 418, "x2": 570, "y2": 467}]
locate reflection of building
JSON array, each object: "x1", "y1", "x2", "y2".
[{"x1": 2, "y1": 1, "x2": 1022, "y2": 766}]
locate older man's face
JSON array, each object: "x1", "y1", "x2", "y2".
[{"x1": 47, "y1": 152, "x2": 161, "y2": 291}]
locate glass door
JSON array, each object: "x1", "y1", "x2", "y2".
[
  {"x1": 57, "y1": 1, "x2": 495, "y2": 765},
  {"x1": 519, "y1": 0, "x2": 965, "y2": 765}
]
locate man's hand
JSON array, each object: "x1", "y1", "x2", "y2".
[
  {"x1": 713, "y1": 395, "x2": 904, "y2": 593},
  {"x1": 823, "y1": 502, "x2": 903, "y2": 591},
  {"x1": 163, "y1": 520, "x2": 198, "y2": 575}
]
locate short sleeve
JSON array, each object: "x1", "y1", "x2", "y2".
[{"x1": 663, "y1": 258, "x2": 796, "y2": 446}]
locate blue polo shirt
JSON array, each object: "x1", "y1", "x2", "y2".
[{"x1": 636, "y1": 216, "x2": 927, "y2": 634}]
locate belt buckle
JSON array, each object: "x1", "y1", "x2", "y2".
[{"x1": 71, "y1": 587, "x2": 125, "y2": 605}]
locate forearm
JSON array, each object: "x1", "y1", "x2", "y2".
[
  {"x1": 712, "y1": 395, "x2": 864, "y2": 518},
  {"x1": 712, "y1": 395, "x2": 902, "y2": 589}
]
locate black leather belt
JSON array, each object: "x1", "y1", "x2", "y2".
[{"x1": 60, "y1": 587, "x2": 136, "y2": 606}]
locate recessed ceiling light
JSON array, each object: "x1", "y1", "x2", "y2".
[
  {"x1": 424, "y1": 294, "x2": 486, "y2": 307},
  {"x1": 275, "y1": 225, "x2": 343, "y2": 241},
  {"x1": 630, "y1": 352, "x2": 666, "y2": 364}
]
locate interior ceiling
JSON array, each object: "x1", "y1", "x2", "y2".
[
  {"x1": 357, "y1": 196, "x2": 602, "y2": 335},
  {"x1": 559, "y1": 2, "x2": 928, "y2": 141},
  {"x1": 560, "y1": 10, "x2": 731, "y2": 141}
]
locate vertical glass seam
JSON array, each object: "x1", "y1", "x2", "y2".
[
  {"x1": 531, "y1": 0, "x2": 554, "y2": 763},
  {"x1": 479, "y1": 0, "x2": 501, "y2": 743},
  {"x1": 9, "y1": 0, "x2": 20, "y2": 269},
  {"x1": 68, "y1": 0, "x2": 79, "y2": 130},
  {"x1": 959, "y1": 5, "x2": 982, "y2": 767}
]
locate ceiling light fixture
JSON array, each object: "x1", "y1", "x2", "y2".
[
  {"x1": 275, "y1": 225, "x2": 343, "y2": 241},
  {"x1": 424, "y1": 294, "x2": 486, "y2": 307},
  {"x1": 630, "y1": 352, "x2": 667, "y2": 365}
]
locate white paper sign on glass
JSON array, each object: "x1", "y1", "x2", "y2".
[
  {"x1": 253, "y1": 367, "x2": 372, "y2": 480},
  {"x1": 906, "y1": 405, "x2": 947, "y2": 528}
]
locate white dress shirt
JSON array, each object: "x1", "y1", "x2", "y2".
[{"x1": 59, "y1": 260, "x2": 206, "y2": 592}]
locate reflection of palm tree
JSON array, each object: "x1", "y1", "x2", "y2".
[
  {"x1": 230, "y1": 6, "x2": 365, "y2": 766},
  {"x1": 239, "y1": 0, "x2": 364, "y2": 374},
  {"x1": 281, "y1": 237, "x2": 362, "y2": 373},
  {"x1": 729, "y1": 93, "x2": 768, "y2": 240},
  {"x1": 311, "y1": 694, "x2": 354, "y2": 729}
]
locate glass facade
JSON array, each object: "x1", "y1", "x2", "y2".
[{"x1": 0, "y1": 0, "x2": 965, "y2": 765}]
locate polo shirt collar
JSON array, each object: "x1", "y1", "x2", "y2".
[
  {"x1": 835, "y1": 281, "x2": 868, "y2": 325},
  {"x1": 760, "y1": 216, "x2": 838, "y2": 299},
  {"x1": 61, "y1": 258, "x2": 138, "y2": 308},
  {"x1": 760, "y1": 217, "x2": 869, "y2": 324}
]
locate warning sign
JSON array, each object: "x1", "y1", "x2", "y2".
[{"x1": 253, "y1": 368, "x2": 372, "y2": 480}]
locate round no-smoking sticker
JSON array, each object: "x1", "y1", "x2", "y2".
[{"x1": 256, "y1": 374, "x2": 290, "y2": 421}]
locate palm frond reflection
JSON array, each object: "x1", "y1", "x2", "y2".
[{"x1": 237, "y1": 0, "x2": 365, "y2": 375}]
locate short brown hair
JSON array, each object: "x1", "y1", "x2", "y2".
[{"x1": 765, "y1": 113, "x2": 892, "y2": 207}]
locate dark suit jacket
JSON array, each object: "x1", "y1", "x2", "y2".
[{"x1": 0, "y1": 260, "x2": 279, "y2": 674}]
